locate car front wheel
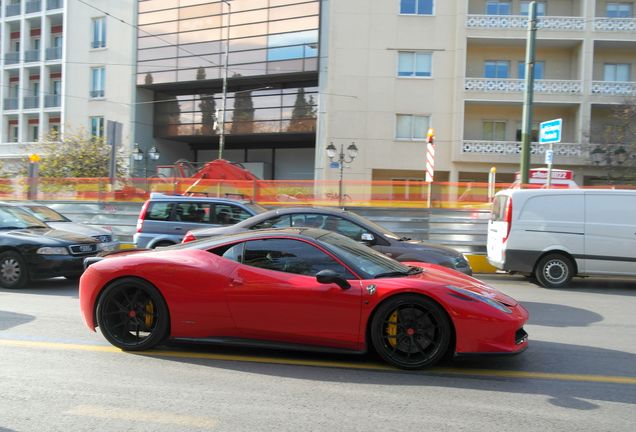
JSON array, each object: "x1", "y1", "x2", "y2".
[
  {"x1": 0, "y1": 251, "x2": 29, "y2": 289},
  {"x1": 96, "y1": 278, "x2": 169, "y2": 350},
  {"x1": 371, "y1": 294, "x2": 451, "y2": 369}
]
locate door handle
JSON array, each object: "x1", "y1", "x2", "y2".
[
  {"x1": 230, "y1": 278, "x2": 244, "y2": 287},
  {"x1": 174, "y1": 227, "x2": 183, "y2": 231}
]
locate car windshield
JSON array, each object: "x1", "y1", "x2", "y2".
[
  {"x1": 0, "y1": 206, "x2": 49, "y2": 229},
  {"x1": 244, "y1": 202, "x2": 268, "y2": 214},
  {"x1": 317, "y1": 231, "x2": 413, "y2": 279},
  {"x1": 25, "y1": 205, "x2": 69, "y2": 223}
]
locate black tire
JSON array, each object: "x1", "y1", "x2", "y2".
[
  {"x1": 96, "y1": 278, "x2": 169, "y2": 351},
  {"x1": 152, "y1": 241, "x2": 174, "y2": 249},
  {"x1": 534, "y1": 253, "x2": 574, "y2": 288},
  {"x1": 0, "y1": 251, "x2": 29, "y2": 289},
  {"x1": 370, "y1": 294, "x2": 451, "y2": 369}
]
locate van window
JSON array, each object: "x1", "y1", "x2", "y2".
[
  {"x1": 519, "y1": 195, "x2": 583, "y2": 223},
  {"x1": 146, "y1": 202, "x2": 173, "y2": 221},
  {"x1": 214, "y1": 204, "x2": 253, "y2": 225},
  {"x1": 491, "y1": 195, "x2": 509, "y2": 221}
]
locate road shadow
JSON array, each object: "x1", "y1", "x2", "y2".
[
  {"x1": 130, "y1": 338, "x2": 636, "y2": 409},
  {"x1": 478, "y1": 274, "x2": 636, "y2": 296},
  {"x1": 522, "y1": 301, "x2": 603, "y2": 327},
  {"x1": 0, "y1": 310, "x2": 35, "y2": 331},
  {"x1": 0, "y1": 279, "x2": 78, "y2": 298}
]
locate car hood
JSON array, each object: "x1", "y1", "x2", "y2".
[
  {"x1": 190, "y1": 225, "x2": 249, "y2": 238},
  {"x1": 400, "y1": 239, "x2": 465, "y2": 258},
  {"x1": 3, "y1": 228, "x2": 100, "y2": 244},
  {"x1": 404, "y1": 263, "x2": 518, "y2": 307},
  {"x1": 45, "y1": 221, "x2": 110, "y2": 237}
]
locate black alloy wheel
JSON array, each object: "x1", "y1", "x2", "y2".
[
  {"x1": 0, "y1": 251, "x2": 29, "y2": 289},
  {"x1": 96, "y1": 278, "x2": 169, "y2": 350},
  {"x1": 371, "y1": 295, "x2": 451, "y2": 369},
  {"x1": 534, "y1": 253, "x2": 574, "y2": 288}
]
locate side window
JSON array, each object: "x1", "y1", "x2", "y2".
[
  {"x1": 252, "y1": 215, "x2": 292, "y2": 229},
  {"x1": 214, "y1": 204, "x2": 253, "y2": 225},
  {"x1": 322, "y1": 216, "x2": 369, "y2": 241},
  {"x1": 290, "y1": 214, "x2": 325, "y2": 228},
  {"x1": 175, "y1": 202, "x2": 209, "y2": 223},
  {"x1": 243, "y1": 239, "x2": 355, "y2": 278},
  {"x1": 209, "y1": 242, "x2": 245, "y2": 263},
  {"x1": 146, "y1": 202, "x2": 173, "y2": 221}
]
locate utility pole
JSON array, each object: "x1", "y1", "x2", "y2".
[
  {"x1": 218, "y1": 0, "x2": 232, "y2": 160},
  {"x1": 520, "y1": 1, "x2": 538, "y2": 185}
]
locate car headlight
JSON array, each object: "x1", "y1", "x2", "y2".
[
  {"x1": 37, "y1": 247, "x2": 69, "y2": 255},
  {"x1": 446, "y1": 285, "x2": 512, "y2": 314}
]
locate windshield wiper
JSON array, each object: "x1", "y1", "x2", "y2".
[
  {"x1": 407, "y1": 266, "x2": 423, "y2": 274},
  {"x1": 373, "y1": 270, "x2": 410, "y2": 279},
  {"x1": 0, "y1": 226, "x2": 25, "y2": 230},
  {"x1": 398, "y1": 236, "x2": 412, "y2": 241}
]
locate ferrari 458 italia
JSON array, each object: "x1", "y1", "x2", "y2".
[{"x1": 80, "y1": 228, "x2": 528, "y2": 369}]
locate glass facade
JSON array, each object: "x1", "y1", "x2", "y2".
[{"x1": 137, "y1": 0, "x2": 320, "y2": 142}]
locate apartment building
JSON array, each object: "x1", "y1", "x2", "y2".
[
  {"x1": 135, "y1": 0, "x2": 634, "y2": 184},
  {"x1": 0, "y1": 0, "x2": 136, "y2": 167}
]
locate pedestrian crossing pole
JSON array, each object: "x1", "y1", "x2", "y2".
[{"x1": 426, "y1": 128, "x2": 435, "y2": 208}]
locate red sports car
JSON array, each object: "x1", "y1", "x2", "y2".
[{"x1": 79, "y1": 228, "x2": 528, "y2": 369}]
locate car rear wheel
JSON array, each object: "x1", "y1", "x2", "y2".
[
  {"x1": 534, "y1": 253, "x2": 574, "y2": 288},
  {"x1": 0, "y1": 251, "x2": 29, "y2": 289},
  {"x1": 96, "y1": 278, "x2": 169, "y2": 351},
  {"x1": 371, "y1": 295, "x2": 451, "y2": 369}
]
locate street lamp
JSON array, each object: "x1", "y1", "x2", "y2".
[
  {"x1": 326, "y1": 142, "x2": 358, "y2": 207},
  {"x1": 132, "y1": 143, "x2": 160, "y2": 178},
  {"x1": 218, "y1": 0, "x2": 232, "y2": 160}
]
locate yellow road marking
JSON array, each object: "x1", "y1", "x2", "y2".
[
  {"x1": 2, "y1": 338, "x2": 636, "y2": 385},
  {"x1": 67, "y1": 405, "x2": 215, "y2": 429}
]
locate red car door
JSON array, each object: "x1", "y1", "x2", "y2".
[{"x1": 224, "y1": 238, "x2": 363, "y2": 350}]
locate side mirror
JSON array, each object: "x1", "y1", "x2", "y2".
[
  {"x1": 316, "y1": 269, "x2": 351, "y2": 290},
  {"x1": 360, "y1": 232, "x2": 375, "y2": 244}
]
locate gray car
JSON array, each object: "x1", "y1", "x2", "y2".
[
  {"x1": 182, "y1": 207, "x2": 472, "y2": 275},
  {"x1": 133, "y1": 193, "x2": 267, "y2": 248}
]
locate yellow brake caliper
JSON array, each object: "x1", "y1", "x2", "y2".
[
  {"x1": 387, "y1": 310, "x2": 398, "y2": 347},
  {"x1": 145, "y1": 301, "x2": 154, "y2": 328}
]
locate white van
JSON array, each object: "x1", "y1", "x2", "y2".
[{"x1": 487, "y1": 189, "x2": 636, "y2": 288}]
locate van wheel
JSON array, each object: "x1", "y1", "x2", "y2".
[{"x1": 535, "y1": 254, "x2": 574, "y2": 288}]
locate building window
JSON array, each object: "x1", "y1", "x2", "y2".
[
  {"x1": 400, "y1": 0, "x2": 434, "y2": 15},
  {"x1": 267, "y1": 30, "x2": 318, "y2": 61},
  {"x1": 30, "y1": 125, "x2": 39, "y2": 142},
  {"x1": 518, "y1": 61, "x2": 545, "y2": 79},
  {"x1": 483, "y1": 121, "x2": 506, "y2": 141},
  {"x1": 606, "y1": 3, "x2": 633, "y2": 17},
  {"x1": 604, "y1": 63, "x2": 631, "y2": 82},
  {"x1": 486, "y1": 1, "x2": 511, "y2": 15},
  {"x1": 396, "y1": 114, "x2": 430, "y2": 140},
  {"x1": 398, "y1": 51, "x2": 432, "y2": 77},
  {"x1": 9, "y1": 124, "x2": 19, "y2": 142},
  {"x1": 50, "y1": 123, "x2": 60, "y2": 135},
  {"x1": 91, "y1": 17, "x2": 107, "y2": 48},
  {"x1": 484, "y1": 60, "x2": 510, "y2": 78},
  {"x1": 90, "y1": 67, "x2": 105, "y2": 98},
  {"x1": 90, "y1": 116, "x2": 105, "y2": 137},
  {"x1": 515, "y1": 122, "x2": 539, "y2": 141},
  {"x1": 520, "y1": 1, "x2": 546, "y2": 16}
]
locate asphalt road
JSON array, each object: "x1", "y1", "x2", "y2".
[{"x1": 1, "y1": 274, "x2": 635, "y2": 432}]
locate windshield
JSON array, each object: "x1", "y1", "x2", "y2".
[
  {"x1": 0, "y1": 206, "x2": 49, "y2": 229},
  {"x1": 317, "y1": 231, "x2": 411, "y2": 279},
  {"x1": 344, "y1": 211, "x2": 401, "y2": 240},
  {"x1": 25, "y1": 206, "x2": 68, "y2": 223},
  {"x1": 244, "y1": 202, "x2": 268, "y2": 215}
]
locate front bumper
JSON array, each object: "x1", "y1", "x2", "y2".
[{"x1": 26, "y1": 253, "x2": 97, "y2": 279}]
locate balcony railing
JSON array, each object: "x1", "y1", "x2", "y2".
[
  {"x1": 24, "y1": 49, "x2": 41, "y2": 63},
  {"x1": 593, "y1": 17, "x2": 636, "y2": 32},
  {"x1": 47, "y1": 0, "x2": 63, "y2": 10},
  {"x1": 461, "y1": 140, "x2": 585, "y2": 157},
  {"x1": 465, "y1": 78, "x2": 583, "y2": 94},
  {"x1": 23, "y1": 96, "x2": 40, "y2": 109},
  {"x1": 26, "y1": 0, "x2": 42, "y2": 14},
  {"x1": 46, "y1": 46, "x2": 62, "y2": 60},
  {"x1": 3, "y1": 98, "x2": 19, "y2": 110},
  {"x1": 45, "y1": 94, "x2": 61, "y2": 108},
  {"x1": 5, "y1": 4, "x2": 21, "y2": 16},
  {"x1": 466, "y1": 15, "x2": 585, "y2": 31},
  {"x1": 591, "y1": 81, "x2": 636, "y2": 96},
  {"x1": 4, "y1": 52, "x2": 20, "y2": 65}
]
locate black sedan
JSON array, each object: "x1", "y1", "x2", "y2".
[
  {"x1": 0, "y1": 204, "x2": 100, "y2": 288},
  {"x1": 182, "y1": 207, "x2": 472, "y2": 275}
]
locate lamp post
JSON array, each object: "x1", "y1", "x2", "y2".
[
  {"x1": 132, "y1": 143, "x2": 160, "y2": 189},
  {"x1": 326, "y1": 142, "x2": 358, "y2": 207},
  {"x1": 218, "y1": 0, "x2": 232, "y2": 160}
]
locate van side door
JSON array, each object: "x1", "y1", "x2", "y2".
[{"x1": 584, "y1": 192, "x2": 636, "y2": 275}]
